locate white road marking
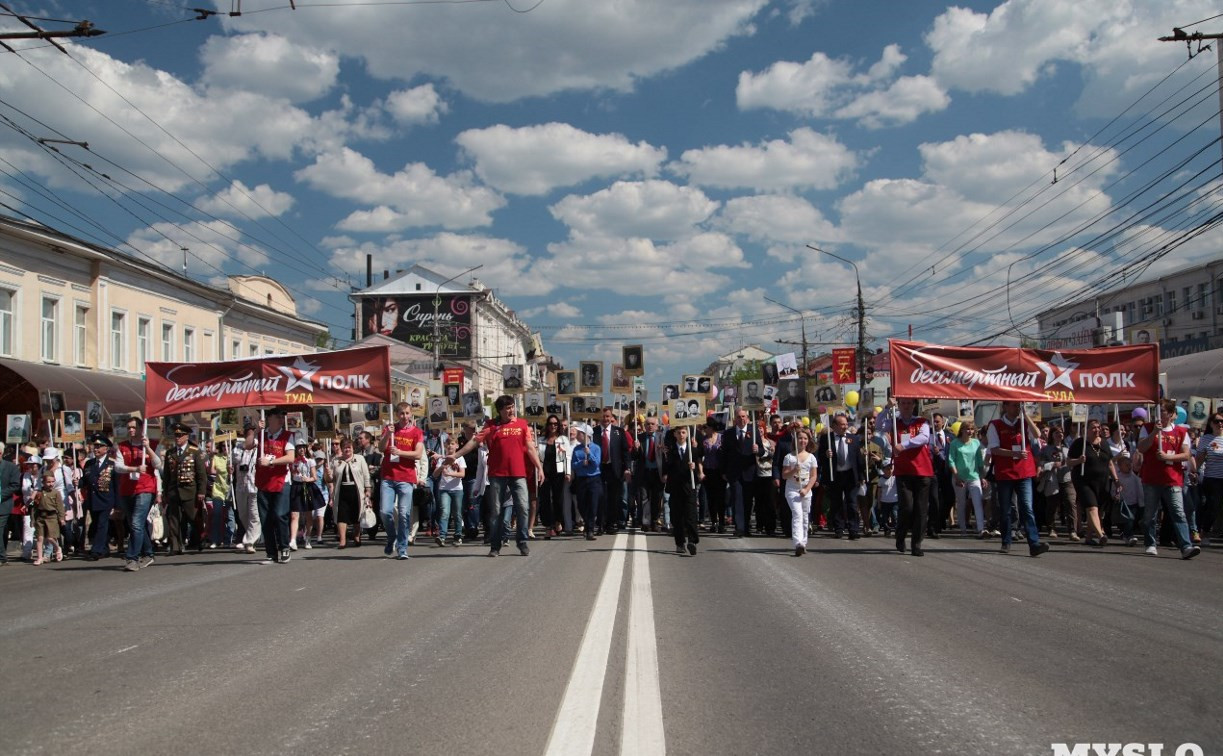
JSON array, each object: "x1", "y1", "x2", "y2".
[
  {"x1": 113, "y1": 645, "x2": 138, "y2": 656},
  {"x1": 620, "y1": 533, "x2": 666, "y2": 756},
  {"x1": 544, "y1": 532, "x2": 629, "y2": 756}
]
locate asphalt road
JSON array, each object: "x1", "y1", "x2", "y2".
[{"x1": 1, "y1": 532, "x2": 1220, "y2": 756}]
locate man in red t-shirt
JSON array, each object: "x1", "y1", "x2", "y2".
[
  {"x1": 447, "y1": 395, "x2": 544, "y2": 557},
  {"x1": 1136, "y1": 398, "x2": 1199, "y2": 559},
  {"x1": 255, "y1": 408, "x2": 297, "y2": 563},
  {"x1": 986, "y1": 401, "x2": 1048, "y2": 557},
  {"x1": 379, "y1": 402, "x2": 424, "y2": 559}
]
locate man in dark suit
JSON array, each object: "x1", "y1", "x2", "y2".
[
  {"x1": 595, "y1": 407, "x2": 631, "y2": 533},
  {"x1": 634, "y1": 417, "x2": 666, "y2": 530},
  {"x1": 817, "y1": 413, "x2": 865, "y2": 539},
  {"x1": 162, "y1": 422, "x2": 208, "y2": 554},
  {"x1": 720, "y1": 408, "x2": 759, "y2": 536},
  {"x1": 927, "y1": 412, "x2": 954, "y2": 538}
]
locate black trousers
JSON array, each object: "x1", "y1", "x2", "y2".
[
  {"x1": 703, "y1": 470, "x2": 726, "y2": 531},
  {"x1": 897, "y1": 475, "x2": 932, "y2": 550},
  {"x1": 539, "y1": 473, "x2": 566, "y2": 529},
  {"x1": 753, "y1": 477, "x2": 776, "y2": 533},
  {"x1": 601, "y1": 468, "x2": 624, "y2": 530},
  {"x1": 826, "y1": 478, "x2": 861, "y2": 534},
  {"x1": 668, "y1": 484, "x2": 699, "y2": 548},
  {"x1": 728, "y1": 476, "x2": 754, "y2": 533},
  {"x1": 164, "y1": 495, "x2": 200, "y2": 552}
]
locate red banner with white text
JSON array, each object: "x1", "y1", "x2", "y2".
[
  {"x1": 888, "y1": 340, "x2": 1159, "y2": 403},
  {"x1": 831, "y1": 348, "x2": 856, "y2": 384},
  {"x1": 144, "y1": 346, "x2": 392, "y2": 418}
]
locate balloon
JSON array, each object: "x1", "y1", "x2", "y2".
[
  {"x1": 874, "y1": 406, "x2": 883, "y2": 415},
  {"x1": 1132, "y1": 407, "x2": 1148, "y2": 421},
  {"x1": 801, "y1": 416, "x2": 811, "y2": 427},
  {"x1": 709, "y1": 385, "x2": 719, "y2": 400},
  {"x1": 1175, "y1": 406, "x2": 1187, "y2": 425},
  {"x1": 845, "y1": 390, "x2": 860, "y2": 408},
  {"x1": 950, "y1": 421, "x2": 962, "y2": 436},
  {"x1": 815, "y1": 422, "x2": 824, "y2": 434},
  {"x1": 662, "y1": 412, "x2": 669, "y2": 424}
]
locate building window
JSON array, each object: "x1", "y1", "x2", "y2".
[
  {"x1": 41, "y1": 296, "x2": 58, "y2": 362},
  {"x1": 1167, "y1": 290, "x2": 1176, "y2": 315},
  {"x1": 249, "y1": 344, "x2": 258, "y2": 358},
  {"x1": 161, "y1": 323, "x2": 175, "y2": 361},
  {"x1": 0, "y1": 289, "x2": 13, "y2": 357},
  {"x1": 75, "y1": 306, "x2": 89, "y2": 365},
  {"x1": 110, "y1": 310, "x2": 126, "y2": 369},
  {"x1": 183, "y1": 326, "x2": 195, "y2": 362},
  {"x1": 232, "y1": 339, "x2": 241, "y2": 360},
  {"x1": 137, "y1": 317, "x2": 151, "y2": 369},
  {"x1": 202, "y1": 331, "x2": 213, "y2": 361}
]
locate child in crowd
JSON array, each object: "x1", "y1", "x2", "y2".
[
  {"x1": 877, "y1": 460, "x2": 898, "y2": 537},
  {"x1": 1115, "y1": 453, "x2": 1143, "y2": 547},
  {"x1": 32, "y1": 473, "x2": 65, "y2": 565}
]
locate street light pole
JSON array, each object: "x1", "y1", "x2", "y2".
[
  {"x1": 432, "y1": 264, "x2": 483, "y2": 380},
  {"x1": 765, "y1": 295, "x2": 808, "y2": 374},
  {"x1": 807, "y1": 245, "x2": 866, "y2": 390}
]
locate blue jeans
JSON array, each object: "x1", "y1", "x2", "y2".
[
  {"x1": 486, "y1": 476, "x2": 528, "y2": 550},
  {"x1": 1182, "y1": 483, "x2": 1199, "y2": 534},
  {"x1": 90, "y1": 508, "x2": 111, "y2": 556},
  {"x1": 380, "y1": 479, "x2": 415, "y2": 556},
  {"x1": 256, "y1": 488, "x2": 290, "y2": 559},
  {"x1": 995, "y1": 478, "x2": 1041, "y2": 547},
  {"x1": 1143, "y1": 484, "x2": 1192, "y2": 550},
  {"x1": 209, "y1": 496, "x2": 233, "y2": 546},
  {"x1": 124, "y1": 493, "x2": 155, "y2": 561},
  {"x1": 436, "y1": 488, "x2": 462, "y2": 540},
  {"x1": 462, "y1": 478, "x2": 479, "y2": 534}
]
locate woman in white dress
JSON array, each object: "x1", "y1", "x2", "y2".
[{"x1": 781, "y1": 427, "x2": 818, "y2": 556}]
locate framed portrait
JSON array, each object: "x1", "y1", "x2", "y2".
[
  {"x1": 461, "y1": 391, "x2": 484, "y2": 419},
  {"x1": 351, "y1": 422, "x2": 365, "y2": 439},
  {"x1": 777, "y1": 378, "x2": 807, "y2": 413},
  {"x1": 285, "y1": 411, "x2": 304, "y2": 433},
  {"x1": 546, "y1": 393, "x2": 564, "y2": 416},
  {"x1": 645, "y1": 402, "x2": 659, "y2": 418},
  {"x1": 444, "y1": 382, "x2": 462, "y2": 407},
  {"x1": 610, "y1": 363, "x2": 630, "y2": 390},
  {"x1": 810, "y1": 382, "x2": 840, "y2": 409},
  {"x1": 622, "y1": 345, "x2": 644, "y2": 377},
  {"x1": 739, "y1": 379, "x2": 764, "y2": 409},
  {"x1": 427, "y1": 397, "x2": 450, "y2": 428},
  {"x1": 313, "y1": 406, "x2": 336, "y2": 436},
  {"x1": 6, "y1": 413, "x2": 29, "y2": 444},
  {"x1": 661, "y1": 383, "x2": 680, "y2": 406},
  {"x1": 671, "y1": 396, "x2": 705, "y2": 427},
  {"x1": 48, "y1": 390, "x2": 66, "y2": 416},
  {"x1": 408, "y1": 387, "x2": 425, "y2": 410},
  {"x1": 523, "y1": 391, "x2": 547, "y2": 419},
  {"x1": 760, "y1": 362, "x2": 779, "y2": 386},
  {"x1": 362, "y1": 403, "x2": 381, "y2": 423},
  {"x1": 579, "y1": 361, "x2": 603, "y2": 392},
  {"x1": 1023, "y1": 402, "x2": 1042, "y2": 421},
  {"x1": 217, "y1": 407, "x2": 241, "y2": 430},
  {"x1": 957, "y1": 400, "x2": 974, "y2": 421},
  {"x1": 1187, "y1": 396, "x2": 1210, "y2": 429},
  {"x1": 775, "y1": 353, "x2": 798, "y2": 379},
  {"x1": 85, "y1": 400, "x2": 105, "y2": 431},
  {"x1": 556, "y1": 370, "x2": 578, "y2": 398},
  {"x1": 502, "y1": 364, "x2": 525, "y2": 393},
  {"x1": 337, "y1": 407, "x2": 353, "y2": 427},
  {"x1": 39, "y1": 389, "x2": 52, "y2": 415}
]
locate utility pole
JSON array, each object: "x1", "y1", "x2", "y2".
[
  {"x1": 807, "y1": 245, "x2": 867, "y2": 390},
  {"x1": 0, "y1": 4, "x2": 104, "y2": 52},
  {"x1": 1158, "y1": 27, "x2": 1223, "y2": 173}
]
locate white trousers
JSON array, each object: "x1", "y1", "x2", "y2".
[
  {"x1": 785, "y1": 487, "x2": 810, "y2": 548},
  {"x1": 954, "y1": 479, "x2": 985, "y2": 533},
  {"x1": 234, "y1": 487, "x2": 262, "y2": 546}
]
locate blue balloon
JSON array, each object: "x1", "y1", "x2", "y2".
[{"x1": 1175, "y1": 406, "x2": 1188, "y2": 425}]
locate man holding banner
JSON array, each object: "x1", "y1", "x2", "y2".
[
  {"x1": 878, "y1": 398, "x2": 934, "y2": 557},
  {"x1": 986, "y1": 402, "x2": 1049, "y2": 557},
  {"x1": 1136, "y1": 398, "x2": 1200, "y2": 560}
]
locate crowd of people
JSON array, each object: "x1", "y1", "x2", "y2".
[{"x1": 1, "y1": 394, "x2": 1218, "y2": 567}]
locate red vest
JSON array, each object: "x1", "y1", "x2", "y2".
[
  {"x1": 894, "y1": 416, "x2": 933, "y2": 477},
  {"x1": 117, "y1": 440, "x2": 158, "y2": 496},
  {"x1": 478, "y1": 418, "x2": 532, "y2": 478},
  {"x1": 381, "y1": 425, "x2": 423, "y2": 484},
  {"x1": 255, "y1": 429, "x2": 291, "y2": 493},
  {"x1": 990, "y1": 418, "x2": 1036, "y2": 480},
  {"x1": 1139, "y1": 425, "x2": 1186, "y2": 487}
]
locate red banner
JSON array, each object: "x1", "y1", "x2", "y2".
[
  {"x1": 144, "y1": 346, "x2": 392, "y2": 417},
  {"x1": 888, "y1": 340, "x2": 1159, "y2": 403},
  {"x1": 831, "y1": 348, "x2": 856, "y2": 385},
  {"x1": 442, "y1": 367, "x2": 465, "y2": 387}
]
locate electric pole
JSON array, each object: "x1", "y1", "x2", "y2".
[
  {"x1": 0, "y1": 4, "x2": 104, "y2": 52},
  {"x1": 1158, "y1": 27, "x2": 1223, "y2": 173}
]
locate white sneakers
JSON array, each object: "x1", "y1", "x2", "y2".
[{"x1": 1145, "y1": 545, "x2": 1158, "y2": 556}]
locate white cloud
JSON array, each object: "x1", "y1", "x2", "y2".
[
  {"x1": 126, "y1": 220, "x2": 270, "y2": 274},
  {"x1": 327, "y1": 232, "x2": 553, "y2": 297},
  {"x1": 670, "y1": 128, "x2": 859, "y2": 191},
  {"x1": 716, "y1": 194, "x2": 840, "y2": 247},
  {"x1": 195, "y1": 180, "x2": 295, "y2": 219},
  {"x1": 549, "y1": 180, "x2": 717, "y2": 240},
  {"x1": 224, "y1": 0, "x2": 770, "y2": 103},
  {"x1": 539, "y1": 233, "x2": 734, "y2": 297},
  {"x1": 736, "y1": 44, "x2": 947, "y2": 126},
  {"x1": 521, "y1": 301, "x2": 583, "y2": 319},
  {"x1": 294, "y1": 147, "x2": 504, "y2": 231},
  {"x1": 200, "y1": 33, "x2": 340, "y2": 103},
  {"x1": 456, "y1": 123, "x2": 666, "y2": 196},
  {"x1": 384, "y1": 84, "x2": 448, "y2": 126}
]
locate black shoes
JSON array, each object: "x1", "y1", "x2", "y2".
[
  {"x1": 686, "y1": 542, "x2": 696, "y2": 556},
  {"x1": 911, "y1": 548, "x2": 924, "y2": 557},
  {"x1": 1029, "y1": 542, "x2": 1049, "y2": 557}
]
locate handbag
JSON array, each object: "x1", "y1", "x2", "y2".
[{"x1": 359, "y1": 506, "x2": 377, "y2": 530}]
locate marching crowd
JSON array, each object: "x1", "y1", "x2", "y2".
[{"x1": 1, "y1": 394, "x2": 1218, "y2": 568}]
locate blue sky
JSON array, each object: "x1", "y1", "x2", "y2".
[{"x1": 2, "y1": 0, "x2": 1221, "y2": 385}]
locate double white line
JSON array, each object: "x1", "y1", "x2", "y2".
[{"x1": 544, "y1": 532, "x2": 666, "y2": 756}]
